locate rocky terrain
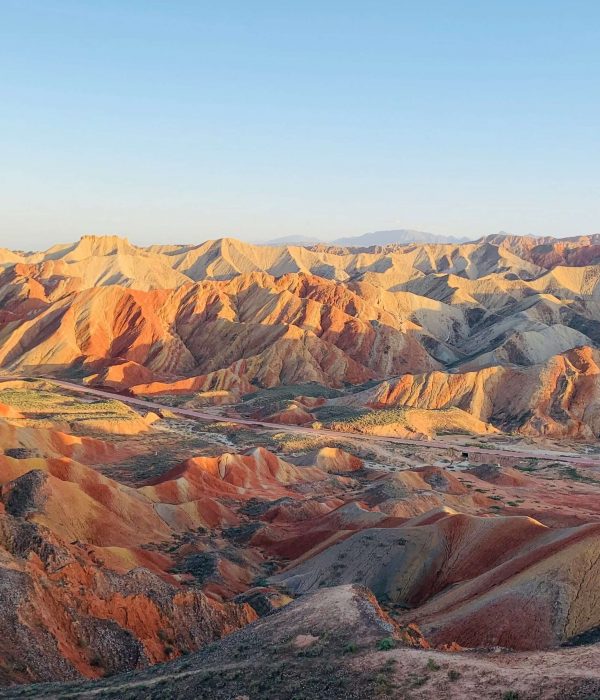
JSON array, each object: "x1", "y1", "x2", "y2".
[
  {"x1": 4, "y1": 234, "x2": 600, "y2": 439},
  {"x1": 4, "y1": 585, "x2": 600, "y2": 700},
  {"x1": 2, "y1": 235, "x2": 600, "y2": 698}
]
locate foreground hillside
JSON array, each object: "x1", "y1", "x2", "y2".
[
  {"x1": 5, "y1": 585, "x2": 600, "y2": 700},
  {"x1": 1, "y1": 378, "x2": 600, "y2": 697}
]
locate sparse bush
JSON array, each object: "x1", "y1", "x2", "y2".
[
  {"x1": 376, "y1": 637, "x2": 395, "y2": 651},
  {"x1": 409, "y1": 674, "x2": 428, "y2": 687},
  {"x1": 426, "y1": 657, "x2": 440, "y2": 671},
  {"x1": 503, "y1": 692, "x2": 519, "y2": 700},
  {"x1": 328, "y1": 407, "x2": 412, "y2": 433},
  {"x1": 562, "y1": 466, "x2": 599, "y2": 484},
  {"x1": 296, "y1": 642, "x2": 324, "y2": 657},
  {"x1": 382, "y1": 658, "x2": 397, "y2": 671},
  {"x1": 374, "y1": 672, "x2": 394, "y2": 694},
  {"x1": 448, "y1": 669, "x2": 461, "y2": 681}
]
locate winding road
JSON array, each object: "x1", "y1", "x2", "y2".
[{"x1": 4, "y1": 374, "x2": 600, "y2": 468}]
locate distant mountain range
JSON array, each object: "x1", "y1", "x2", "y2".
[
  {"x1": 264, "y1": 229, "x2": 470, "y2": 247},
  {"x1": 262, "y1": 235, "x2": 323, "y2": 245},
  {"x1": 332, "y1": 228, "x2": 470, "y2": 247}
]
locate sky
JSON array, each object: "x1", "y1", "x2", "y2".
[{"x1": 1, "y1": 0, "x2": 599, "y2": 250}]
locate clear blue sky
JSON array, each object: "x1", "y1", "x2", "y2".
[{"x1": 1, "y1": 0, "x2": 599, "y2": 250}]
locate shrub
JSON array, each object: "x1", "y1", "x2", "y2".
[
  {"x1": 409, "y1": 675, "x2": 428, "y2": 687},
  {"x1": 426, "y1": 658, "x2": 440, "y2": 671},
  {"x1": 382, "y1": 658, "x2": 397, "y2": 671},
  {"x1": 448, "y1": 669, "x2": 461, "y2": 681},
  {"x1": 374, "y1": 673, "x2": 393, "y2": 693},
  {"x1": 376, "y1": 637, "x2": 395, "y2": 651}
]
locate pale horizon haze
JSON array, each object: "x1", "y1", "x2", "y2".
[{"x1": 1, "y1": 0, "x2": 599, "y2": 250}]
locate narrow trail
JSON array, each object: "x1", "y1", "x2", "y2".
[{"x1": 3, "y1": 374, "x2": 600, "y2": 468}]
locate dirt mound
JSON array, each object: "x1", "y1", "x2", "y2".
[
  {"x1": 141, "y1": 447, "x2": 330, "y2": 502},
  {"x1": 131, "y1": 365, "x2": 255, "y2": 400},
  {"x1": 315, "y1": 447, "x2": 364, "y2": 472},
  {"x1": 264, "y1": 402, "x2": 315, "y2": 425},
  {"x1": 468, "y1": 462, "x2": 533, "y2": 487},
  {"x1": 0, "y1": 420, "x2": 120, "y2": 463},
  {"x1": 413, "y1": 466, "x2": 468, "y2": 494},
  {"x1": 0, "y1": 455, "x2": 172, "y2": 547},
  {"x1": 86, "y1": 360, "x2": 155, "y2": 389}
]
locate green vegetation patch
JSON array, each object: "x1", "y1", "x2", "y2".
[
  {"x1": 325, "y1": 407, "x2": 411, "y2": 432},
  {"x1": 561, "y1": 465, "x2": 600, "y2": 484},
  {"x1": 313, "y1": 405, "x2": 367, "y2": 423},
  {"x1": 242, "y1": 383, "x2": 343, "y2": 407},
  {"x1": 0, "y1": 387, "x2": 138, "y2": 422}
]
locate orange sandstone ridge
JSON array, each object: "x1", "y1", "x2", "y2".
[{"x1": 3, "y1": 235, "x2": 600, "y2": 437}]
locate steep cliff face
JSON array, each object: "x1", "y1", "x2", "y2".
[
  {"x1": 0, "y1": 270, "x2": 445, "y2": 386},
  {"x1": 341, "y1": 346, "x2": 600, "y2": 437},
  {"x1": 0, "y1": 514, "x2": 256, "y2": 685}
]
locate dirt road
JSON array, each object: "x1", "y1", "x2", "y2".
[{"x1": 4, "y1": 375, "x2": 600, "y2": 468}]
